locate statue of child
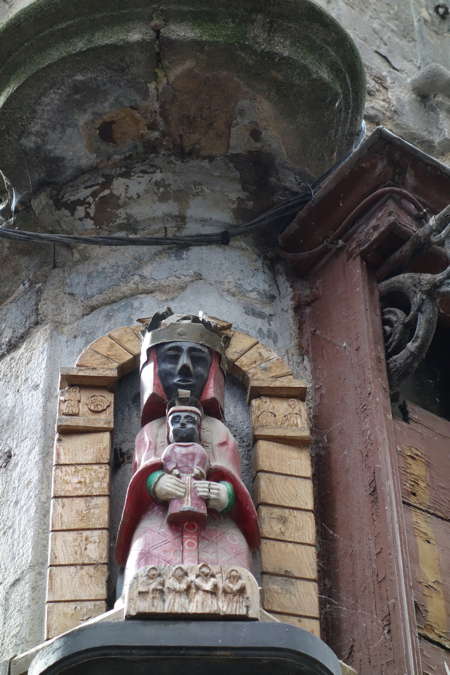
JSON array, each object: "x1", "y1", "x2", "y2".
[{"x1": 161, "y1": 403, "x2": 209, "y2": 525}]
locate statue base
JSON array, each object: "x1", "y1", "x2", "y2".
[
  {"x1": 125, "y1": 565, "x2": 260, "y2": 620},
  {"x1": 28, "y1": 620, "x2": 341, "y2": 675}
]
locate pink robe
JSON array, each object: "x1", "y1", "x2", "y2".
[{"x1": 116, "y1": 416, "x2": 259, "y2": 587}]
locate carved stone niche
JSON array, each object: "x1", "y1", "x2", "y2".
[{"x1": 125, "y1": 565, "x2": 260, "y2": 620}]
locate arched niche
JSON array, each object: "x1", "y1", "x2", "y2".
[{"x1": 46, "y1": 320, "x2": 318, "y2": 640}]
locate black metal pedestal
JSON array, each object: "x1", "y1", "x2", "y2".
[{"x1": 29, "y1": 621, "x2": 341, "y2": 674}]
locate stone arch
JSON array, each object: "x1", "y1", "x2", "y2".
[{"x1": 47, "y1": 321, "x2": 318, "y2": 640}]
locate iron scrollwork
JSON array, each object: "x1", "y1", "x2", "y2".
[{"x1": 379, "y1": 205, "x2": 450, "y2": 391}]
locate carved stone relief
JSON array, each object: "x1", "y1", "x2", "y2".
[
  {"x1": 251, "y1": 397, "x2": 308, "y2": 429},
  {"x1": 59, "y1": 386, "x2": 81, "y2": 416},
  {"x1": 125, "y1": 565, "x2": 259, "y2": 619}
]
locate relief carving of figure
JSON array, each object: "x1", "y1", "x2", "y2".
[
  {"x1": 137, "y1": 566, "x2": 165, "y2": 613},
  {"x1": 165, "y1": 565, "x2": 191, "y2": 613},
  {"x1": 60, "y1": 386, "x2": 81, "y2": 416},
  {"x1": 281, "y1": 398, "x2": 304, "y2": 428},
  {"x1": 115, "y1": 311, "x2": 260, "y2": 597},
  {"x1": 221, "y1": 568, "x2": 248, "y2": 615},
  {"x1": 191, "y1": 563, "x2": 219, "y2": 613},
  {"x1": 253, "y1": 398, "x2": 277, "y2": 426}
]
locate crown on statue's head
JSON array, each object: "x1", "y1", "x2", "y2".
[
  {"x1": 140, "y1": 308, "x2": 229, "y2": 372},
  {"x1": 138, "y1": 308, "x2": 229, "y2": 424}
]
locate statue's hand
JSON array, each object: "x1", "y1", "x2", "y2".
[
  {"x1": 153, "y1": 473, "x2": 186, "y2": 501},
  {"x1": 194, "y1": 480, "x2": 228, "y2": 512}
]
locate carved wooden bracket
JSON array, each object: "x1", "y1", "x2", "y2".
[{"x1": 378, "y1": 204, "x2": 450, "y2": 391}]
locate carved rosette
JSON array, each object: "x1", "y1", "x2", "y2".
[{"x1": 125, "y1": 565, "x2": 260, "y2": 620}]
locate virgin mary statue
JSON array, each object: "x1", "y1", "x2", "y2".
[{"x1": 115, "y1": 311, "x2": 260, "y2": 591}]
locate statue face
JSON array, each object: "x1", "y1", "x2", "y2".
[
  {"x1": 156, "y1": 341, "x2": 212, "y2": 401},
  {"x1": 199, "y1": 564, "x2": 210, "y2": 577},
  {"x1": 174, "y1": 566, "x2": 186, "y2": 580},
  {"x1": 168, "y1": 411, "x2": 201, "y2": 443}
]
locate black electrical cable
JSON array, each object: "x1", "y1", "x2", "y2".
[
  {"x1": 0, "y1": 132, "x2": 361, "y2": 248},
  {"x1": 0, "y1": 188, "x2": 316, "y2": 248}
]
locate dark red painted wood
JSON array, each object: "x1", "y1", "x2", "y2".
[{"x1": 303, "y1": 249, "x2": 422, "y2": 673}]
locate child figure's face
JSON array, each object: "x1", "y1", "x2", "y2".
[{"x1": 168, "y1": 411, "x2": 200, "y2": 443}]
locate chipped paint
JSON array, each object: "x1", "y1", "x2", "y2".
[{"x1": 412, "y1": 509, "x2": 449, "y2": 648}]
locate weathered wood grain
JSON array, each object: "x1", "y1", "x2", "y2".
[
  {"x1": 260, "y1": 539, "x2": 317, "y2": 580},
  {"x1": 108, "y1": 326, "x2": 142, "y2": 355},
  {"x1": 47, "y1": 564, "x2": 108, "y2": 601},
  {"x1": 88, "y1": 336, "x2": 135, "y2": 365},
  {"x1": 262, "y1": 574, "x2": 319, "y2": 617},
  {"x1": 224, "y1": 331, "x2": 258, "y2": 364},
  {"x1": 53, "y1": 465, "x2": 110, "y2": 497},
  {"x1": 57, "y1": 416, "x2": 114, "y2": 433},
  {"x1": 54, "y1": 432, "x2": 111, "y2": 465},
  {"x1": 253, "y1": 441, "x2": 312, "y2": 478},
  {"x1": 419, "y1": 636, "x2": 450, "y2": 674},
  {"x1": 60, "y1": 367, "x2": 119, "y2": 386},
  {"x1": 46, "y1": 600, "x2": 107, "y2": 639},
  {"x1": 51, "y1": 496, "x2": 110, "y2": 530},
  {"x1": 258, "y1": 505, "x2": 316, "y2": 544},
  {"x1": 254, "y1": 473, "x2": 314, "y2": 510},
  {"x1": 248, "y1": 376, "x2": 307, "y2": 400},
  {"x1": 395, "y1": 410, "x2": 450, "y2": 521},
  {"x1": 77, "y1": 349, "x2": 118, "y2": 370},
  {"x1": 405, "y1": 506, "x2": 450, "y2": 649},
  {"x1": 49, "y1": 530, "x2": 109, "y2": 565}
]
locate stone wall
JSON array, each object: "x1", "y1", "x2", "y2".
[{"x1": 314, "y1": 0, "x2": 450, "y2": 163}]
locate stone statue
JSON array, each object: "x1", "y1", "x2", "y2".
[{"x1": 116, "y1": 310, "x2": 260, "y2": 603}]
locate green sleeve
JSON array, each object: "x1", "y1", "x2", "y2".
[
  {"x1": 146, "y1": 470, "x2": 165, "y2": 497},
  {"x1": 220, "y1": 481, "x2": 235, "y2": 513}
]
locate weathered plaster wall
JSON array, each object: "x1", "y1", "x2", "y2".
[
  {"x1": 313, "y1": 0, "x2": 450, "y2": 163},
  {"x1": 0, "y1": 171, "x2": 301, "y2": 659},
  {"x1": 0, "y1": 0, "x2": 449, "y2": 664}
]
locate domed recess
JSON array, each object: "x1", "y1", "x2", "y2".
[{"x1": 0, "y1": 0, "x2": 365, "y2": 196}]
